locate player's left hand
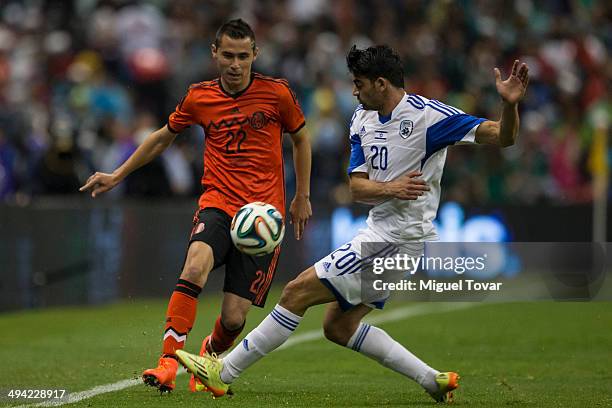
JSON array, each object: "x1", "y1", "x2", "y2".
[
  {"x1": 289, "y1": 194, "x2": 312, "y2": 241},
  {"x1": 495, "y1": 59, "x2": 529, "y2": 105}
]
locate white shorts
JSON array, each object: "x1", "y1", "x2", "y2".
[{"x1": 314, "y1": 228, "x2": 423, "y2": 310}]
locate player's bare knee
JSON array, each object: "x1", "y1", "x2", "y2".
[
  {"x1": 220, "y1": 304, "x2": 248, "y2": 330},
  {"x1": 279, "y1": 278, "x2": 308, "y2": 312},
  {"x1": 323, "y1": 322, "x2": 350, "y2": 345},
  {"x1": 220, "y1": 313, "x2": 245, "y2": 331},
  {"x1": 180, "y1": 264, "x2": 205, "y2": 284},
  {"x1": 278, "y1": 278, "x2": 301, "y2": 305},
  {"x1": 180, "y1": 243, "x2": 214, "y2": 285}
]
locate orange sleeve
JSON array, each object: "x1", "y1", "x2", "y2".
[
  {"x1": 278, "y1": 82, "x2": 306, "y2": 133},
  {"x1": 168, "y1": 88, "x2": 197, "y2": 133}
]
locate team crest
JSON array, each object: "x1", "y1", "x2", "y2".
[
  {"x1": 399, "y1": 120, "x2": 414, "y2": 139},
  {"x1": 250, "y1": 111, "x2": 267, "y2": 130}
]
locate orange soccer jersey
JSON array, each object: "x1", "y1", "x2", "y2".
[{"x1": 168, "y1": 73, "x2": 305, "y2": 217}]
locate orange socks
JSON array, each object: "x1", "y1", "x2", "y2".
[
  {"x1": 160, "y1": 280, "x2": 244, "y2": 357},
  {"x1": 162, "y1": 279, "x2": 202, "y2": 357},
  {"x1": 209, "y1": 315, "x2": 245, "y2": 354}
]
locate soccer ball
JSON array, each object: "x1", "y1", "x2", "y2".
[{"x1": 230, "y1": 202, "x2": 285, "y2": 256}]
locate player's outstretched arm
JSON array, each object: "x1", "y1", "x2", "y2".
[
  {"x1": 289, "y1": 127, "x2": 312, "y2": 240},
  {"x1": 79, "y1": 125, "x2": 177, "y2": 198},
  {"x1": 476, "y1": 59, "x2": 529, "y2": 147},
  {"x1": 349, "y1": 172, "x2": 429, "y2": 204}
]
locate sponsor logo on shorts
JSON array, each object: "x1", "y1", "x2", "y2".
[{"x1": 192, "y1": 222, "x2": 205, "y2": 237}]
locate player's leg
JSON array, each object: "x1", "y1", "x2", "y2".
[
  {"x1": 189, "y1": 242, "x2": 283, "y2": 391},
  {"x1": 177, "y1": 230, "x2": 378, "y2": 396},
  {"x1": 142, "y1": 241, "x2": 213, "y2": 392},
  {"x1": 189, "y1": 292, "x2": 252, "y2": 392},
  {"x1": 207, "y1": 293, "x2": 251, "y2": 351},
  {"x1": 143, "y1": 208, "x2": 232, "y2": 392},
  {"x1": 322, "y1": 302, "x2": 445, "y2": 395},
  {"x1": 204, "y1": 245, "x2": 282, "y2": 355},
  {"x1": 162, "y1": 242, "x2": 213, "y2": 354},
  {"x1": 177, "y1": 266, "x2": 336, "y2": 396},
  {"x1": 322, "y1": 302, "x2": 372, "y2": 345},
  {"x1": 221, "y1": 266, "x2": 334, "y2": 380}
]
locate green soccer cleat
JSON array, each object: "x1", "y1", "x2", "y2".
[
  {"x1": 428, "y1": 372, "x2": 460, "y2": 403},
  {"x1": 176, "y1": 349, "x2": 230, "y2": 398},
  {"x1": 188, "y1": 335, "x2": 212, "y2": 392}
]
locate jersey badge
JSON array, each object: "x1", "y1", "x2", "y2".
[
  {"x1": 250, "y1": 111, "x2": 267, "y2": 130},
  {"x1": 400, "y1": 120, "x2": 414, "y2": 139}
]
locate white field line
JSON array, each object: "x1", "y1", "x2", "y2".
[{"x1": 14, "y1": 302, "x2": 475, "y2": 407}]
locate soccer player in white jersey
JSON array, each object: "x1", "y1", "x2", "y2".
[{"x1": 177, "y1": 45, "x2": 530, "y2": 403}]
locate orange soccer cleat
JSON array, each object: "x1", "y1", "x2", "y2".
[
  {"x1": 142, "y1": 357, "x2": 179, "y2": 393},
  {"x1": 428, "y1": 371, "x2": 460, "y2": 403}
]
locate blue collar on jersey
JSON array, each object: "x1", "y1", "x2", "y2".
[{"x1": 378, "y1": 112, "x2": 392, "y2": 124}]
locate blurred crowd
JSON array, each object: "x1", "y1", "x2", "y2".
[{"x1": 0, "y1": 0, "x2": 610, "y2": 206}]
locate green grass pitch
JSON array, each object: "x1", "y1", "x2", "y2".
[{"x1": 1, "y1": 290, "x2": 611, "y2": 407}]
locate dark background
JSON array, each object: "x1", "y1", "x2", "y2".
[{"x1": 0, "y1": 0, "x2": 610, "y2": 310}]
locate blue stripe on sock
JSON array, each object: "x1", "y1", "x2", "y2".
[
  {"x1": 352, "y1": 325, "x2": 366, "y2": 351},
  {"x1": 355, "y1": 324, "x2": 370, "y2": 351},
  {"x1": 271, "y1": 309, "x2": 297, "y2": 329},
  {"x1": 270, "y1": 313, "x2": 296, "y2": 331},
  {"x1": 352, "y1": 324, "x2": 368, "y2": 351},
  {"x1": 355, "y1": 324, "x2": 371, "y2": 351},
  {"x1": 271, "y1": 309, "x2": 298, "y2": 328},
  {"x1": 271, "y1": 312, "x2": 296, "y2": 330},
  {"x1": 273, "y1": 307, "x2": 300, "y2": 326}
]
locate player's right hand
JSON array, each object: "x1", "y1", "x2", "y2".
[
  {"x1": 388, "y1": 171, "x2": 429, "y2": 200},
  {"x1": 79, "y1": 172, "x2": 120, "y2": 198}
]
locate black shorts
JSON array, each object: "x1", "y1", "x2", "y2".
[{"x1": 188, "y1": 207, "x2": 280, "y2": 307}]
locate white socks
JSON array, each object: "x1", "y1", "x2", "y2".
[
  {"x1": 346, "y1": 323, "x2": 439, "y2": 393},
  {"x1": 220, "y1": 304, "x2": 302, "y2": 383},
  {"x1": 219, "y1": 305, "x2": 438, "y2": 393}
]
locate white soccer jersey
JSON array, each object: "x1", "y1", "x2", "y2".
[{"x1": 347, "y1": 93, "x2": 486, "y2": 242}]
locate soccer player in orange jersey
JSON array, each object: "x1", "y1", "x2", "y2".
[{"x1": 79, "y1": 19, "x2": 312, "y2": 393}]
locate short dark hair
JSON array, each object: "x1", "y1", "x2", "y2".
[
  {"x1": 346, "y1": 45, "x2": 404, "y2": 88},
  {"x1": 215, "y1": 18, "x2": 256, "y2": 50}
]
